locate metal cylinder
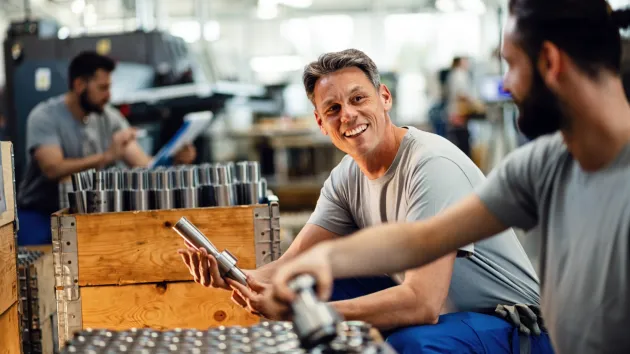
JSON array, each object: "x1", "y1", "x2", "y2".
[
  {"x1": 68, "y1": 191, "x2": 87, "y2": 214},
  {"x1": 71, "y1": 173, "x2": 89, "y2": 191},
  {"x1": 108, "y1": 190, "x2": 124, "y2": 212},
  {"x1": 132, "y1": 169, "x2": 149, "y2": 190},
  {"x1": 175, "y1": 188, "x2": 199, "y2": 209},
  {"x1": 128, "y1": 190, "x2": 150, "y2": 211},
  {"x1": 92, "y1": 170, "x2": 107, "y2": 190},
  {"x1": 86, "y1": 190, "x2": 109, "y2": 213},
  {"x1": 172, "y1": 217, "x2": 247, "y2": 286},
  {"x1": 181, "y1": 166, "x2": 197, "y2": 188},
  {"x1": 226, "y1": 162, "x2": 235, "y2": 183},
  {"x1": 200, "y1": 185, "x2": 216, "y2": 207},
  {"x1": 246, "y1": 161, "x2": 261, "y2": 183},
  {"x1": 214, "y1": 184, "x2": 237, "y2": 207},
  {"x1": 215, "y1": 165, "x2": 230, "y2": 185},
  {"x1": 106, "y1": 169, "x2": 123, "y2": 190},
  {"x1": 153, "y1": 189, "x2": 174, "y2": 210},
  {"x1": 123, "y1": 170, "x2": 134, "y2": 190},
  {"x1": 198, "y1": 163, "x2": 213, "y2": 186},
  {"x1": 235, "y1": 161, "x2": 248, "y2": 183},
  {"x1": 289, "y1": 274, "x2": 340, "y2": 350},
  {"x1": 170, "y1": 167, "x2": 183, "y2": 189}
]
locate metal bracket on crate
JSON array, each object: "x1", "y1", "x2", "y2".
[
  {"x1": 52, "y1": 215, "x2": 82, "y2": 348},
  {"x1": 253, "y1": 200, "x2": 282, "y2": 268}
]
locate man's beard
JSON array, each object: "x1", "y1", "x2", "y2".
[
  {"x1": 79, "y1": 90, "x2": 104, "y2": 114},
  {"x1": 515, "y1": 71, "x2": 567, "y2": 141}
]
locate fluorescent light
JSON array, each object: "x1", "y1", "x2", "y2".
[
  {"x1": 170, "y1": 21, "x2": 201, "y2": 43},
  {"x1": 57, "y1": 26, "x2": 70, "y2": 39},
  {"x1": 257, "y1": 0, "x2": 278, "y2": 20},
  {"x1": 458, "y1": 0, "x2": 486, "y2": 14},
  {"x1": 84, "y1": 4, "x2": 97, "y2": 26},
  {"x1": 250, "y1": 55, "x2": 303, "y2": 73},
  {"x1": 204, "y1": 21, "x2": 221, "y2": 41},
  {"x1": 436, "y1": 0, "x2": 456, "y2": 12},
  {"x1": 71, "y1": 0, "x2": 85, "y2": 14},
  {"x1": 280, "y1": 0, "x2": 313, "y2": 8}
]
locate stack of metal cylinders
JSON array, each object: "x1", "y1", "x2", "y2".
[
  {"x1": 67, "y1": 161, "x2": 268, "y2": 214},
  {"x1": 17, "y1": 249, "x2": 45, "y2": 354}
]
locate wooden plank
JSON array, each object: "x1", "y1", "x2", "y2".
[
  {"x1": 0, "y1": 224, "x2": 17, "y2": 315},
  {"x1": 74, "y1": 206, "x2": 258, "y2": 286},
  {"x1": 0, "y1": 303, "x2": 21, "y2": 354},
  {"x1": 33, "y1": 249, "x2": 56, "y2": 326},
  {"x1": 0, "y1": 141, "x2": 15, "y2": 228},
  {"x1": 81, "y1": 282, "x2": 259, "y2": 330}
]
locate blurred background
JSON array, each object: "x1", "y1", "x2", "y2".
[{"x1": 3, "y1": 0, "x2": 630, "y2": 265}]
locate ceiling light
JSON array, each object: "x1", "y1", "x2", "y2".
[
  {"x1": 257, "y1": 0, "x2": 278, "y2": 20},
  {"x1": 204, "y1": 21, "x2": 221, "y2": 41},
  {"x1": 71, "y1": 0, "x2": 85, "y2": 14},
  {"x1": 436, "y1": 0, "x2": 456, "y2": 12},
  {"x1": 250, "y1": 55, "x2": 303, "y2": 73},
  {"x1": 280, "y1": 0, "x2": 313, "y2": 8},
  {"x1": 458, "y1": 0, "x2": 486, "y2": 14},
  {"x1": 57, "y1": 26, "x2": 70, "y2": 39}
]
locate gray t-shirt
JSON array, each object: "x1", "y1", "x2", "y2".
[
  {"x1": 476, "y1": 132, "x2": 630, "y2": 354},
  {"x1": 308, "y1": 127, "x2": 540, "y2": 313},
  {"x1": 18, "y1": 95, "x2": 129, "y2": 214}
]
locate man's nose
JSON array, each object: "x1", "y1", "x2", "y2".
[{"x1": 340, "y1": 104, "x2": 358, "y2": 124}]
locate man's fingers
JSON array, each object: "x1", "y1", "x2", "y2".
[
  {"x1": 247, "y1": 276, "x2": 268, "y2": 293},
  {"x1": 190, "y1": 251, "x2": 201, "y2": 282},
  {"x1": 184, "y1": 240, "x2": 196, "y2": 250},
  {"x1": 227, "y1": 278, "x2": 255, "y2": 300},
  {"x1": 178, "y1": 249, "x2": 191, "y2": 268},
  {"x1": 199, "y1": 253, "x2": 210, "y2": 287},
  {"x1": 231, "y1": 290, "x2": 248, "y2": 308},
  {"x1": 207, "y1": 256, "x2": 228, "y2": 289}
]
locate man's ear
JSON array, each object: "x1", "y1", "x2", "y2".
[
  {"x1": 537, "y1": 41, "x2": 562, "y2": 91},
  {"x1": 380, "y1": 84, "x2": 393, "y2": 111},
  {"x1": 73, "y1": 77, "x2": 87, "y2": 93},
  {"x1": 314, "y1": 110, "x2": 328, "y2": 136}
]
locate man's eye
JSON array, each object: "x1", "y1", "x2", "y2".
[
  {"x1": 327, "y1": 105, "x2": 339, "y2": 113},
  {"x1": 353, "y1": 96, "x2": 364, "y2": 103}
]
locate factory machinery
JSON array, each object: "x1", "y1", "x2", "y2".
[{"x1": 66, "y1": 161, "x2": 270, "y2": 214}]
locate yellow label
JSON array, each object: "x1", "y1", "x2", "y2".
[{"x1": 96, "y1": 39, "x2": 111, "y2": 55}]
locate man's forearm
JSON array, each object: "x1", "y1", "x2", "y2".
[
  {"x1": 330, "y1": 285, "x2": 437, "y2": 331},
  {"x1": 44, "y1": 153, "x2": 110, "y2": 180}
]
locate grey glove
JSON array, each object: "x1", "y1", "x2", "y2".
[{"x1": 494, "y1": 304, "x2": 544, "y2": 336}]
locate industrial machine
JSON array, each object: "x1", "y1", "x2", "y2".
[{"x1": 3, "y1": 19, "x2": 267, "y2": 188}]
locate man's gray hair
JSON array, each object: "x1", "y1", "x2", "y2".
[{"x1": 303, "y1": 49, "x2": 381, "y2": 104}]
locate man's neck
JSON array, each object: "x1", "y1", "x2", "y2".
[
  {"x1": 352, "y1": 125, "x2": 408, "y2": 180},
  {"x1": 64, "y1": 93, "x2": 88, "y2": 122},
  {"x1": 561, "y1": 76, "x2": 630, "y2": 172}
]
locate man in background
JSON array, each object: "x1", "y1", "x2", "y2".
[{"x1": 17, "y1": 51, "x2": 196, "y2": 245}]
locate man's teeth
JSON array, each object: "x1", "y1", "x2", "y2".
[{"x1": 344, "y1": 124, "x2": 368, "y2": 137}]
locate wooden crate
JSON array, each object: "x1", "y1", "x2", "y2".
[
  {"x1": 0, "y1": 141, "x2": 19, "y2": 354},
  {"x1": 52, "y1": 202, "x2": 281, "y2": 347}
]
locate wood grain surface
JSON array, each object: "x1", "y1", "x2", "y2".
[
  {"x1": 0, "y1": 141, "x2": 15, "y2": 228},
  {"x1": 0, "y1": 224, "x2": 16, "y2": 315},
  {"x1": 0, "y1": 303, "x2": 21, "y2": 354},
  {"x1": 81, "y1": 281, "x2": 260, "y2": 330},
  {"x1": 74, "y1": 206, "x2": 259, "y2": 286}
]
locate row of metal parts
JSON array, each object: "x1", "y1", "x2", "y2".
[
  {"x1": 18, "y1": 249, "x2": 46, "y2": 354},
  {"x1": 65, "y1": 161, "x2": 268, "y2": 213},
  {"x1": 61, "y1": 321, "x2": 395, "y2": 354}
]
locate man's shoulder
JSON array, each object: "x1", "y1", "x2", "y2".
[
  {"x1": 403, "y1": 127, "x2": 479, "y2": 170},
  {"x1": 329, "y1": 154, "x2": 359, "y2": 180},
  {"x1": 506, "y1": 132, "x2": 567, "y2": 170},
  {"x1": 28, "y1": 95, "x2": 66, "y2": 122}
]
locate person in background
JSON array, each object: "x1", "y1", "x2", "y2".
[
  {"x1": 17, "y1": 51, "x2": 196, "y2": 245},
  {"x1": 270, "y1": 1, "x2": 630, "y2": 353},
  {"x1": 446, "y1": 56, "x2": 482, "y2": 157},
  {"x1": 180, "y1": 49, "x2": 551, "y2": 353}
]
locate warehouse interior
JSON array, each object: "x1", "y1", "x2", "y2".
[{"x1": 1, "y1": 0, "x2": 629, "y2": 353}]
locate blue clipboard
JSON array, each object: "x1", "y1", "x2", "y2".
[{"x1": 149, "y1": 111, "x2": 214, "y2": 168}]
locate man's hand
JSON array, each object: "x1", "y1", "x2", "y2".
[
  {"x1": 178, "y1": 243, "x2": 231, "y2": 290},
  {"x1": 227, "y1": 276, "x2": 290, "y2": 320},
  {"x1": 104, "y1": 128, "x2": 136, "y2": 165},
  {"x1": 173, "y1": 144, "x2": 197, "y2": 165},
  {"x1": 271, "y1": 243, "x2": 334, "y2": 305}
]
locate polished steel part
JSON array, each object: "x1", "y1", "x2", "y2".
[
  {"x1": 92, "y1": 170, "x2": 107, "y2": 190},
  {"x1": 60, "y1": 320, "x2": 394, "y2": 353},
  {"x1": 214, "y1": 184, "x2": 237, "y2": 207},
  {"x1": 175, "y1": 188, "x2": 200, "y2": 209},
  {"x1": 172, "y1": 217, "x2": 247, "y2": 286},
  {"x1": 289, "y1": 274, "x2": 341, "y2": 350},
  {"x1": 128, "y1": 190, "x2": 150, "y2": 211},
  {"x1": 86, "y1": 190, "x2": 109, "y2": 213},
  {"x1": 108, "y1": 190, "x2": 124, "y2": 212}
]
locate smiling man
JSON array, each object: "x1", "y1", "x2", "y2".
[{"x1": 180, "y1": 49, "x2": 548, "y2": 352}]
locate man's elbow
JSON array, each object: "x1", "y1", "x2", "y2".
[
  {"x1": 420, "y1": 307, "x2": 440, "y2": 325},
  {"x1": 40, "y1": 164, "x2": 61, "y2": 180}
]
